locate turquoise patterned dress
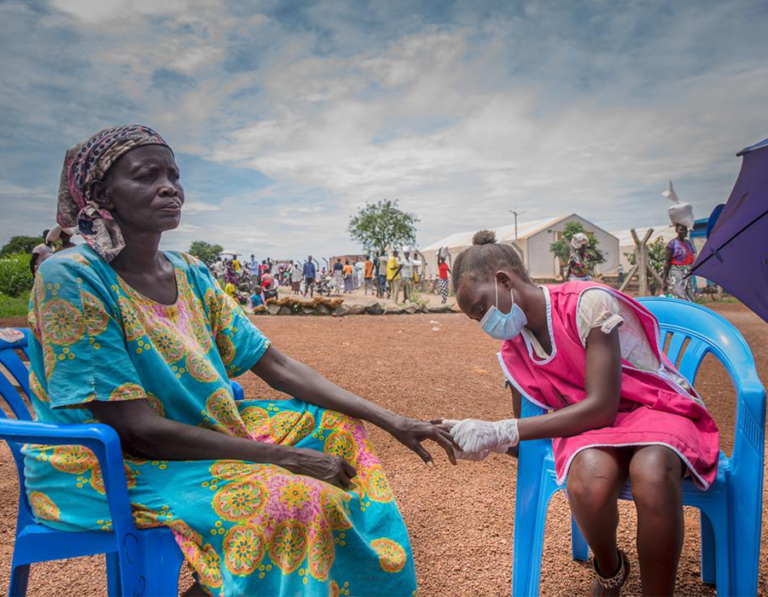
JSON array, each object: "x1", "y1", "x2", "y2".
[{"x1": 23, "y1": 245, "x2": 417, "y2": 597}]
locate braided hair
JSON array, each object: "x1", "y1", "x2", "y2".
[{"x1": 452, "y1": 230, "x2": 531, "y2": 293}]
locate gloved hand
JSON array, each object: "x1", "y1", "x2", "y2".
[{"x1": 442, "y1": 418, "x2": 519, "y2": 460}]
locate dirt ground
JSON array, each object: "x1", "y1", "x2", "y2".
[{"x1": 0, "y1": 302, "x2": 766, "y2": 596}]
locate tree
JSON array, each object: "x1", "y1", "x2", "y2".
[
  {"x1": 1, "y1": 235, "x2": 45, "y2": 258},
  {"x1": 188, "y1": 241, "x2": 223, "y2": 266},
  {"x1": 549, "y1": 222, "x2": 606, "y2": 278},
  {"x1": 348, "y1": 199, "x2": 419, "y2": 252}
]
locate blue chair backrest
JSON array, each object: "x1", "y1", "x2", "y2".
[
  {"x1": 0, "y1": 329, "x2": 35, "y2": 523},
  {"x1": 638, "y1": 297, "x2": 757, "y2": 388},
  {"x1": 637, "y1": 297, "x2": 764, "y2": 462}
]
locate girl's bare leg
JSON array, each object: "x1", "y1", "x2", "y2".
[
  {"x1": 567, "y1": 448, "x2": 632, "y2": 593},
  {"x1": 629, "y1": 446, "x2": 684, "y2": 597}
]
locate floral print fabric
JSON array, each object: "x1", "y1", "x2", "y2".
[{"x1": 23, "y1": 245, "x2": 416, "y2": 597}]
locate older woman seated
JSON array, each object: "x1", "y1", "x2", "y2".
[{"x1": 24, "y1": 125, "x2": 455, "y2": 597}]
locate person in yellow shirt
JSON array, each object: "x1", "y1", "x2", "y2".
[
  {"x1": 387, "y1": 250, "x2": 403, "y2": 302},
  {"x1": 224, "y1": 281, "x2": 236, "y2": 297},
  {"x1": 364, "y1": 255, "x2": 375, "y2": 295}
]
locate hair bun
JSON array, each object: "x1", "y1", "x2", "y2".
[{"x1": 472, "y1": 230, "x2": 497, "y2": 245}]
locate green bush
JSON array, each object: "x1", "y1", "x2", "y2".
[
  {"x1": 0, "y1": 294, "x2": 29, "y2": 319},
  {"x1": 0, "y1": 253, "x2": 34, "y2": 297}
]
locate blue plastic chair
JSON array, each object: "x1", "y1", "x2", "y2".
[
  {"x1": 511, "y1": 297, "x2": 765, "y2": 596},
  {"x1": 0, "y1": 328, "x2": 245, "y2": 597}
]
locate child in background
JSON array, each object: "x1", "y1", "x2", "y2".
[
  {"x1": 249, "y1": 286, "x2": 265, "y2": 311},
  {"x1": 438, "y1": 230, "x2": 719, "y2": 596}
]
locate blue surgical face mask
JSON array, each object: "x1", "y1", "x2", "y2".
[{"x1": 480, "y1": 279, "x2": 528, "y2": 340}]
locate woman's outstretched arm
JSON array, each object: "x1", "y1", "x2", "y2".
[{"x1": 251, "y1": 344, "x2": 456, "y2": 466}]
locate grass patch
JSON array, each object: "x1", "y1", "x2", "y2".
[{"x1": 0, "y1": 293, "x2": 29, "y2": 319}]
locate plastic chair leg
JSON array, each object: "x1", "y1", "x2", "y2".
[
  {"x1": 731, "y1": 521, "x2": 761, "y2": 597},
  {"x1": 512, "y1": 473, "x2": 559, "y2": 596},
  {"x1": 106, "y1": 551, "x2": 121, "y2": 597},
  {"x1": 698, "y1": 512, "x2": 716, "y2": 586},
  {"x1": 8, "y1": 564, "x2": 30, "y2": 597},
  {"x1": 140, "y1": 530, "x2": 186, "y2": 597},
  {"x1": 710, "y1": 514, "x2": 732, "y2": 596},
  {"x1": 571, "y1": 515, "x2": 589, "y2": 562}
]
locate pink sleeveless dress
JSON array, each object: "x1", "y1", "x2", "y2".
[{"x1": 498, "y1": 281, "x2": 720, "y2": 489}]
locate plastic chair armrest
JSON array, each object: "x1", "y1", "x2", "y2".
[{"x1": 0, "y1": 419, "x2": 136, "y2": 536}]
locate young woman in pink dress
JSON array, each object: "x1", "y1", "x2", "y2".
[{"x1": 439, "y1": 230, "x2": 719, "y2": 596}]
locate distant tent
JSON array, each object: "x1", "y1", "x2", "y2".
[{"x1": 421, "y1": 214, "x2": 619, "y2": 280}]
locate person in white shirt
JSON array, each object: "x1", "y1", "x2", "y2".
[
  {"x1": 399, "y1": 251, "x2": 414, "y2": 301},
  {"x1": 291, "y1": 262, "x2": 303, "y2": 295},
  {"x1": 212, "y1": 258, "x2": 226, "y2": 283}
]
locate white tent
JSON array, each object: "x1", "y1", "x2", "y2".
[{"x1": 421, "y1": 214, "x2": 620, "y2": 281}]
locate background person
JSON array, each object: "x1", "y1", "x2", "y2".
[
  {"x1": 333, "y1": 258, "x2": 344, "y2": 294},
  {"x1": 438, "y1": 256, "x2": 451, "y2": 304},
  {"x1": 343, "y1": 259, "x2": 354, "y2": 293},
  {"x1": 291, "y1": 260, "x2": 303, "y2": 294},
  {"x1": 261, "y1": 270, "x2": 278, "y2": 300},
  {"x1": 364, "y1": 254, "x2": 375, "y2": 295},
  {"x1": 249, "y1": 284, "x2": 265, "y2": 310},
  {"x1": 47, "y1": 225, "x2": 77, "y2": 252},
  {"x1": 302, "y1": 255, "x2": 317, "y2": 297},
  {"x1": 566, "y1": 232, "x2": 592, "y2": 281},
  {"x1": 399, "y1": 250, "x2": 414, "y2": 302},
  {"x1": 212, "y1": 257, "x2": 225, "y2": 284},
  {"x1": 378, "y1": 251, "x2": 389, "y2": 298},
  {"x1": 26, "y1": 125, "x2": 455, "y2": 597},
  {"x1": 354, "y1": 258, "x2": 365, "y2": 291},
  {"x1": 30, "y1": 229, "x2": 54, "y2": 275},
  {"x1": 662, "y1": 224, "x2": 697, "y2": 301},
  {"x1": 388, "y1": 250, "x2": 402, "y2": 302}
]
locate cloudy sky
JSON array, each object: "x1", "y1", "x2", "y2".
[{"x1": 1, "y1": 0, "x2": 767, "y2": 259}]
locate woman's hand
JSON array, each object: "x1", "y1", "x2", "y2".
[
  {"x1": 387, "y1": 415, "x2": 457, "y2": 466},
  {"x1": 286, "y1": 448, "x2": 358, "y2": 489},
  {"x1": 432, "y1": 418, "x2": 518, "y2": 461}
]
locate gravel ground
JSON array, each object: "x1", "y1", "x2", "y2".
[{"x1": 0, "y1": 303, "x2": 766, "y2": 596}]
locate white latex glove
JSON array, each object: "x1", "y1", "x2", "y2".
[{"x1": 444, "y1": 419, "x2": 519, "y2": 460}]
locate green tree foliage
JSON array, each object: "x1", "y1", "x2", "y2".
[
  {"x1": 188, "y1": 241, "x2": 223, "y2": 266},
  {"x1": 348, "y1": 199, "x2": 419, "y2": 252},
  {"x1": 0, "y1": 253, "x2": 34, "y2": 297},
  {"x1": 549, "y1": 222, "x2": 606, "y2": 277},
  {"x1": 1, "y1": 235, "x2": 45, "y2": 258}
]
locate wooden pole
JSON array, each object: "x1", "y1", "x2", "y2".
[
  {"x1": 628, "y1": 228, "x2": 655, "y2": 296},
  {"x1": 619, "y1": 264, "x2": 639, "y2": 293}
]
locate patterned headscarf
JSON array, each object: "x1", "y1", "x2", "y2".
[{"x1": 57, "y1": 125, "x2": 170, "y2": 262}]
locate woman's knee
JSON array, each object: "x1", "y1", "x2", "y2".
[
  {"x1": 567, "y1": 449, "x2": 625, "y2": 506},
  {"x1": 629, "y1": 447, "x2": 683, "y2": 510}
]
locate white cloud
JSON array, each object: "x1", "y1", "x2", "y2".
[{"x1": 2, "y1": 0, "x2": 768, "y2": 260}]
